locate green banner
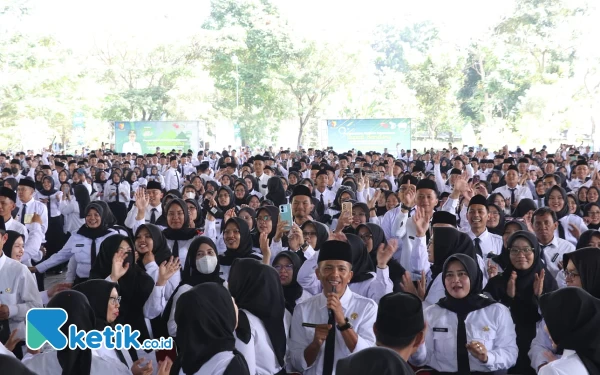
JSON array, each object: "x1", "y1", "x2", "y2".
[
  {"x1": 326, "y1": 118, "x2": 411, "y2": 152},
  {"x1": 114, "y1": 121, "x2": 201, "y2": 154}
]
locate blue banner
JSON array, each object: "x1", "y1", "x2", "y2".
[{"x1": 326, "y1": 118, "x2": 411, "y2": 152}]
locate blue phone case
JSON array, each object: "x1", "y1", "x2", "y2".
[{"x1": 279, "y1": 204, "x2": 293, "y2": 230}]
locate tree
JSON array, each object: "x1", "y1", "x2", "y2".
[{"x1": 281, "y1": 40, "x2": 358, "y2": 148}]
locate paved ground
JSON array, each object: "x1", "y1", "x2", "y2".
[{"x1": 44, "y1": 272, "x2": 67, "y2": 289}]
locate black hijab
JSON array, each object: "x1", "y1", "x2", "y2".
[
  {"x1": 219, "y1": 218, "x2": 260, "y2": 266},
  {"x1": 38, "y1": 175, "x2": 57, "y2": 196},
  {"x1": 94, "y1": 200, "x2": 117, "y2": 228},
  {"x1": 266, "y1": 177, "x2": 287, "y2": 207},
  {"x1": 346, "y1": 233, "x2": 375, "y2": 283},
  {"x1": 576, "y1": 229, "x2": 600, "y2": 249},
  {"x1": 330, "y1": 186, "x2": 356, "y2": 211},
  {"x1": 335, "y1": 347, "x2": 414, "y2": 375},
  {"x1": 73, "y1": 279, "x2": 119, "y2": 330},
  {"x1": 90, "y1": 234, "x2": 155, "y2": 342},
  {"x1": 244, "y1": 175, "x2": 259, "y2": 194},
  {"x1": 162, "y1": 199, "x2": 199, "y2": 241},
  {"x1": 540, "y1": 288, "x2": 600, "y2": 374},
  {"x1": 233, "y1": 180, "x2": 249, "y2": 206},
  {"x1": 563, "y1": 247, "x2": 600, "y2": 298},
  {"x1": 437, "y1": 253, "x2": 496, "y2": 315},
  {"x1": 73, "y1": 184, "x2": 90, "y2": 219},
  {"x1": 356, "y1": 223, "x2": 406, "y2": 292},
  {"x1": 300, "y1": 220, "x2": 329, "y2": 251},
  {"x1": 0, "y1": 354, "x2": 36, "y2": 375},
  {"x1": 544, "y1": 185, "x2": 569, "y2": 220},
  {"x1": 46, "y1": 290, "x2": 95, "y2": 375},
  {"x1": 272, "y1": 251, "x2": 303, "y2": 313},
  {"x1": 486, "y1": 203, "x2": 505, "y2": 236},
  {"x1": 228, "y1": 258, "x2": 286, "y2": 367},
  {"x1": 256, "y1": 205, "x2": 278, "y2": 239},
  {"x1": 584, "y1": 203, "x2": 600, "y2": 230},
  {"x1": 76, "y1": 202, "x2": 111, "y2": 240},
  {"x1": 513, "y1": 198, "x2": 537, "y2": 218},
  {"x1": 185, "y1": 198, "x2": 204, "y2": 229},
  {"x1": 135, "y1": 223, "x2": 172, "y2": 268},
  {"x1": 567, "y1": 193, "x2": 584, "y2": 217},
  {"x1": 217, "y1": 185, "x2": 235, "y2": 212},
  {"x1": 430, "y1": 227, "x2": 477, "y2": 281},
  {"x1": 2, "y1": 230, "x2": 24, "y2": 259},
  {"x1": 491, "y1": 220, "x2": 528, "y2": 270},
  {"x1": 174, "y1": 283, "x2": 250, "y2": 375},
  {"x1": 181, "y1": 236, "x2": 223, "y2": 286}
]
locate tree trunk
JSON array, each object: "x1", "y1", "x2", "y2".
[{"x1": 297, "y1": 117, "x2": 305, "y2": 150}]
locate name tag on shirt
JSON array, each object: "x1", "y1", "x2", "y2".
[
  {"x1": 551, "y1": 253, "x2": 559, "y2": 262},
  {"x1": 433, "y1": 327, "x2": 449, "y2": 333},
  {"x1": 75, "y1": 244, "x2": 84, "y2": 247},
  {"x1": 23, "y1": 213, "x2": 33, "y2": 224}
]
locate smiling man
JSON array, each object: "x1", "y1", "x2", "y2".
[{"x1": 289, "y1": 240, "x2": 377, "y2": 375}]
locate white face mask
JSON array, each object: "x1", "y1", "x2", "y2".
[
  {"x1": 196, "y1": 255, "x2": 218, "y2": 274},
  {"x1": 186, "y1": 192, "x2": 196, "y2": 199}
]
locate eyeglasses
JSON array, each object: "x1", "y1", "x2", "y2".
[
  {"x1": 445, "y1": 271, "x2": 469, "y2": 280},
  {"x1": 303, "y1": 231, "x2": 317, "y2": 238},
  {"x1": 273, "y1": 264, "x2": 294, "y2": 272},
  {"x1": 588, "y1": 211, "x2": 600, "y2": 216},
  {"x1": 563, "y1": 269, "x2": 580, "y2": 279},
  {"x1": 509, "y1": 247, "x2": 534, "y2": 255},
  {"x1": 257, "y1": 215, "x2": 272, "y2": 222},
  {"x1": 109, "y1": 296, "x2": 122, "y2": 306},
  {"x1": 359, "y1": 234, "x2": 373, "y2": 241}
]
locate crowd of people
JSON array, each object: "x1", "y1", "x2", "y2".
[{"x1": 0, "y1": 143, "x2": 599, "y2": 375}]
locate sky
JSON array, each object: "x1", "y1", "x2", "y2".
[{"x1": 24, "y1": 0, "x2": 516, "y2": 50}]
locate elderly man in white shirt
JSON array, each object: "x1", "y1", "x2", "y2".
[{"x1": 289, "y1": 240, "x2": 378, "y2": 375}]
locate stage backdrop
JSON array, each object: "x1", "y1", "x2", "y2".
[
  {"x1": 114, "y1": 121, "x2": 202, "y2": 154},
  {"x1": 326, "y1": 118, "x2": 411, "y2": 152}
]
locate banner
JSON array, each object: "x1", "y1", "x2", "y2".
[
  {"x1": 114, "y1": 121, "x2": 202, "y2": 154},
  {"x1": 326, "y1": 118, "x2": 411, "y2": 152}
]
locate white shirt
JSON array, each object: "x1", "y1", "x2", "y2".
[
  {"x1": 234, "y1": 309, "x2": 284, "y2": 375},
  {"x1": 124, "y1": 204, "x2": 163, "y2": 229},
  {"x1": 314, "y1": 188, "x2": 336, "y2": 210},
  {"x1": 16, "y1": 196, "x2": 48, "y2": 234},
  {"x1": 529, "y1": 318, "x2": 560, "y2": 370},
  {"x1": 252, "y1": 173, "x2": 271, "y2": 196},
  {"x1": 556, "y1": 214, "x2": 588, "y2": 246},
  {"x1": 164, "y1": 168, "x2": 183, "y2": 191},
  {"x1": 288, "y1": 289, "x2": 378, "y2": 375},
  {"x1": 103, "y1": 181, "x2": 131, "y2": 204},
  {"x1": 433, "y1": 164, "x2": 453, "y2": 194},
  {"x1": 539, "y1": 236, "x2": 575, "y2": 283},
  {"x1": 538, "y1": 350, "x2": 589, "y2": 375},
  {"x1": 466, "y1": 229, "x2": 504, "y2": 259},
  {"x1": 0, "y1": 254, "x2": 43, "y2": 334},
  {"x1": 58, "y1": 197, "x2": 85, "y2": 234},
  {"x1": 179, "y1": 351, "x2": 236, "y2": 375},
  {"x1": 122, "y1": 141, "x2": 142, "y2": 155},
  {"x1": 23, "y1": 349, "x2": 131, "y2": 375},
  {"x1": 492, "y1": 184, "x2": 533, "y2": 203},
  {"x1": 410, "y1": 302, "x2": 518, "y2": 372},
  {"x1": 5, "y1": 217, "x2": 44, "y2": 264},
  {"x1": 35, "y1": 190, "x2": 62, "y2": 218}
]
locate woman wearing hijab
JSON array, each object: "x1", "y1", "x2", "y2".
[
  {"x1": 59, "y1": 184, "x2": 89, "y2": 238},
  {"x1": 104, "y1": 171, "x2": 130, "y2": 226},
  {"x1": 31, "y1": 202, "x2": 118, "y2": 285},
  {"x1": 484, "y1": 230, "x2": 558, "y2": 375},
  {"x1": 229, "y1": 258, "x2": 286, "y2": 375},
  {"x1": 72, "y1": 280, "x2": 135, "y2": 372},
  {"x1": 253, "y1": 205, "x2": 279, "y2": 258},
  {"x1": 529, "y1": 247, "x2": 600, "y2": 371},
  {"x1": 215, "y1": 218, "x2": 262, "y2": 280},
  {"x1": 23, "y1": 290, "x2": 130, "y2": 375},
  {"x1": 576, "y1": 229, "x2": 600, "y2": 249},
  {"x1": 146, "y1": 165, "x2": 165, "y2": 189},
  {"x1": 233, "y1": 180, "x2": 250, "y2": 207},
  {"x1": 410, "y1": 254, "x2": 518, "y2": 372},
  {"x1": 185, "y1": 198, "x2": 204, "y2": 229},
  {"x1": 583, "y1": 202, "x2": 600, "y2": 230},
  {"x1": 272, "y1": 251, "x2": 310, "y2": 314},
  {"x1": 488, "y1": 192, "x2": 511, "y2": 217},
  {"x1": 356, "y1": 222, "x2": 405, "y2": 292},
  {"x1": 3, "y1": 230, "x2": 25, "y2": 263},
  {"x1": 486, "y1": 203, "x2": 506, "y2": 236},
  {"x1": 586, "y1": 186, "x2": 600, "y2": 203},
  {"x1": 244, "y1": 175, "x2": 263, "y2": 198},
  {"x1": 545, "y1": 185, "x2": 588, "y2": 246},
  {"x1": 246, "y1": 194, "x2": 261, "y2": 210},
  {"x1": 172, "y1": 283, "x2": 250, "y2": 375},
  {"x1": 161, "y1": 198, "x2": 199, "y2": 262},
  {"x1": 36, "y1": 175, "x2": 66, "y2": 261},
  {"x1": 567, "y1": 192, "x2": 583, "y2": 216},
  {"x1": 538, "y1": 288, "x2": 600, "y2": 374},
  {"x1": 167, "y1": 236, "x2": 224, "y2": 337},
  {"x1": 90, "y1": 234, "x2": 167, "y2": 365},
  {"x1": 93, "y1": 170, "x2": 109, "y2": 201},
  {"x1": 135, "y1": 223, "x2": 178, "y2": 295},
  {"x1": 266, "y1": 177, "x2": 288, "y2": 207}
]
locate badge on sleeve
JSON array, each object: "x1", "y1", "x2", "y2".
[
  {"x1": 350, "y1": 313, "x2": 358, "y2": 320},
  {"x1": 5, "y1": 288, "x2": 11, "y2": 293},
  {"x1": 483, "y1": 326, "x2": 490, "y2": 332}
]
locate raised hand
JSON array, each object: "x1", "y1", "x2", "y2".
[
  {"x1": 259, "y1": 232, "x2": 271, "y2": 265},
  {"x1": 400, "y1": 180, "x2": 416, "y2": 208},
  {"x1": 376, "y1": 238, "x2": 398, "y2": 268},
  {"x1": 157, "y1": 256, "x2": 181, "y2": 286},
  {"x1": 110, "y1": 251, "x2": 130, "y2": 282},
  {"x1": 367, "y1": 189, "x2": 381, "y2": 209},
  {"x1": 413, "y1": 207, "x2": 431, "y2": 238},
  {"x1": 487, "y1": 260, "x2": 498, "y2": 279},
  {"x1": 533, "y1": 269, "x2": 545, "y2": 297},
  {"x1": 507, "y1": 271, "x2": 517, "y2": 298}
]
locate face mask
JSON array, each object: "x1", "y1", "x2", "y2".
[
  {"x1": 196, "y1": 255, "x2": 218, "y2": 274},
  {"x1": 186, "y1": 192, "x2": 196, "y2": 199}
]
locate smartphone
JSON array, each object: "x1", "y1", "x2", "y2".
[
  {"x1": 279, "y1": 204, "x2": 293, "y2": 231},
  {"x1": 354, "y1": 167, "x2": 362, "y2": 176},
  {"x1": 342, "y1": 202, "x2": 353, "y2": 215},
  {"x1": 472, "y1": 175, "x2": 480, "y2": 184}
]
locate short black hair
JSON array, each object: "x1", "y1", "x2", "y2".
[{"x1": 532, "y1": 207, "x2": 557, "y2": 224}]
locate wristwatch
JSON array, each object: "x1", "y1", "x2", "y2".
[
  {"x1": 336, "y1": 318, "x2": 353, "y2": 331},
  {"x1": 401, "y1": 204, "x2": 414, "y2": 211}
]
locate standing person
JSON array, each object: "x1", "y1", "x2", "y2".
[
  {"x1": 59, "y1": 184, "x2": 89, "y2": 239},
  {"x1": 492, "y1": 165, "x2": 533, "y2": 213},
  {"x1": 104, "y1": 171, "x2": 130, "y2": 226},
  {"x1": 229, "y1": 258, "x2": 286, "y2": 375},
  {"x1": 410, "y1": 253, "x2": 518, "y2": 372},
  {"x1": 172, "y1": 283, "x2": 250, "y2": 375},
  {"x1": 288, "y1": 240, "x2": 378, "y2": 375},
  {"x1": 36, "y1": 175, "x2": 65, "y2": 269},
  {"x1": 126, "y1": 182, "x2": 165, "y2": 229},
  {"x1": 484, "y1": 231, "x2": 557, "y2": 375},
  {"x1": 251, "y1": 155, "x2": 270, "y2": 197},
  {"x1": 539, "y1": 288, "x2": 600, "y2": 375},
  {"x1": 164, "y1": 156, "x2": 183, "y2": 191}
]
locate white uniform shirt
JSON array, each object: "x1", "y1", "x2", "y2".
[
  {"x1": 466, "y1": 230, "x2": 504, "y2": 259},
  {"x1": 16, "y1": 196, "x2": 48, "y2": 234},
  {"x1": 179, "y1": 351, "x2": 237, "y2": 375},
  {"x1": 433, "y1": 164, "x2": 453, "y2": 194},
  {"x1": 252, "y1": 173, "x2": 271, "y2": 197},
  {"x1": 35, "y1": 191, "x2": 62, "y2": 218},
  {"x1": 0, "y1": 254, "x2": 43, "y2": 334},
  {"x1": 410, "y1": 302, "x2": 518, "y2": 372},
  {"x1": 164, "y1": 167, "x2": 183, "y2": 191},
  {"x1": 288, "y1": 289, "x2": 377, "y2": 375},
  {"x1": 124, "y1": 204, "x2": 163, "y2": 229},
  {"x1": 58, "y1": 197, "x2": 85, "y2": 234},
  {"x1": 556, "y1": 214, "x2": 588, "y2": 247},
  {"x1": 538, "y1": 350, "x2": 589, "y2": 375},
  {"x1": 314, "y1": 188, "x2": 336, "y2": 210},
  {"x1": 492, "y1": 184, "x2": 533, "y2": 203},
  {"x1": 539, "y1": 236, "x2": 575, "y2": 282},
  {"x1": 23, "y1": 349, "x2": 131, "y2": 375},
  {"x1": 103, "y1": 181, "x2": 131, "y2": 204},
  {"x1": 234, "y1": 309, "x2": 284, "y2": 375},
  {"x1": 529, "y1": 318, "x2": 559, "y2": 370}
]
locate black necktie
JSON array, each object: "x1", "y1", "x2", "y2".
[
  {"x1": 509, "y1": 188, "x2": 516, "y2": 206},
  {"x1": 473, "y1": 237, "x2": 483, "y2": 257},
  {"x1": 317, "y1": 194, "x2": 325, "y2": 217},
  {"x1": 90, "y1": 238, "x2": 97, "y2": 266},
  {"x1": 116, "y1": 183, "x2": 120, "y2": 203},
  {"x1": 322, "y1": 311, "x2": 336, "y2": 375},
  {"x1": 327, "y1": 186, "x2": 333, "y2": 191},
  {"x1": 20, "y1": 204, "x2": 26, "y2": 225},
  {"x1": 115, "y1": 348, "x2": 128, "y2": 366},
  {"x1": 150, "y1": 208, "x2": 157, "y2": 224},
  {"x1": 456, "y1": 313, "x2": 471, "y2": 374},
  {"x1": 172, "y1": 240, "x2": 179, "y2": 257},
  {"x1": 46, "y1": 196, "x2": 51, "y2": 217}
]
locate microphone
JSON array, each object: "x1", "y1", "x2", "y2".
[{"x1": 328, "y1": 285, "x2": 336, "y2": 322}]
